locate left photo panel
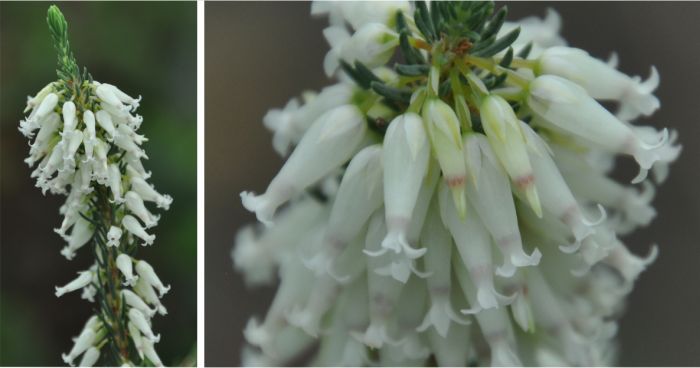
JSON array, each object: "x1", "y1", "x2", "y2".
[{"x1": 0, "y1": 2, "x2": 197, "y2": 366}]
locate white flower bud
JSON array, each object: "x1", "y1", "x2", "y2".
[
  {"x1": 241, "y1": 104, "x2": 366, "y2": 226},
  {"x1": 34, "y1": 92, "x2": 59, "y2": 121},
  {"x1": 422, "y1": 98, "x2": 468, "y2": 218},
  {"x1": 122, "y1": 215, "x2": 155, "y2": 246},
  {"x1": 24, "y1": 82, "x2": 56, "y2": 113},
  {"x1": 128, "y1": 308, "x2": 160, "y2": 342},
  {"x1": 135, "y1": 260, "x2": 170, "y2": 297},
  {"x1": 62, "y1": 101, "x2": 77, "y2": 133},
  {"x1": 55, "y1": 270, "x2": 93, "y2": 297},
  {"x1": 480, "y1": 95, "x2": 542, "y2": 217},
  {"x1": 116, "y1": 253, "x2": 138, "y2": 286}
]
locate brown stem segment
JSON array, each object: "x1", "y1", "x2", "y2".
[{"x1": 95, "y1": 186, "x2": 133, "y2": 365}]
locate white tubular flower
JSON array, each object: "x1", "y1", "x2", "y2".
[
  {"x1": 128, "y1": 322, "x2": 145, "y2": 360},
  {"x1": 528, "y1": 75, "x2": 669, "y2": 183},
  {"x1": 125, "y1": 191, "x2": 160, "y2": 228},
  {"x1": 521, "y1": 123, "x2": 607, "y2": 250},
  {"x1": 453, "y1": 257, "x2": 521, "y2": 366},
  {"x1": 123, "y1": 289, "x2": 157, "y2": 318},
  {"x1": 439, "y1": 184, "x2": 510, "y2": 310},
  {"x1": 100, "y1": 83, "x2": 141, "y2": 110},
  {"x1": 236, "y1": 3, "x2": 678, "y2": 366},
  {"x1": 351, "y1": 211, "x2": 404, "y2": 349},
  {"x1": 107, "y1": 163, "x2": 124, "y2": 203},
  {"x1": 417, "y1": 199, "x2": 470, "y2": 337},
  {"x1": 233, "y1": 198, "x2": 325, "y2": 286},
  {"x1": 243, "y1": 258, "x2": 315, "y2": 354},
  {"x1": 128, "y1": 308, "x2": 160, "y2": 342},
  {"x1": 107, "y1": 226, "x2": 123, "y2": 247},
  {"x1": 241, "y1": 104, "x2": 366, "y2": 226},
  {"x1": 141, "y1": 338, "x2": 163, "y2": 367},
  {"x1": 55, "y1": 270, "x2": 93, "y2": 297},
  {"x1": 323, "y1": 23, "x2": 399, "y2": 77},
  {"x1": 464, "y1": 133, "x2": 541, "y2": 276},
  {"x1": 134, "y1": 277, "x2": 168, "y2": 316},
  {"x1": 423, "y1": 98, "x2": 468, "y2": 218},
  {"x1": 537, "y1": 46, "x2": 660, "y2": 120},
  {"x1": 313, "y1": 1, "x2": 409, "y2": 30},
  {"x1": 62, "y1": 101, "x2": 77, "y2": 133},
  {"x1": 304, "y1": 144, "x2": 383, "y2": 279},
  {"x1": 123, "y1": 215, "x2": 155, "y2": 246},
  {"x1": 61, "y1": 326, "x2": 97, "y2": 366},
  {"x1": 116, "y1": 253, "x2": 138, "y2": 286},
  {"x1": 95, "y1": 83, "x2": 124, "y2": 110},
  {"x1": 78, "y1": 346, "x2": 100, "y2": 367},
  {"x1": 263, "y1": 83, "x2": 353, "y2": 156},
  {"x1": 286, "y1": 274, "x2": 341, "y2": 337},
  {"x1": 381, "y1": 113, "x2": 430, "y2": 258},
  {"x1": 135, "y1": 260, "x2": 171, "y2": 297},
  {"x1": 34, "y1": 92, "x2": 60, "y2": 123},
  {"x1": 130, "y1": 176, "x2": 173, "y2": 210},
  {"x1": 480, "y1": 95, "x2": 542, "y2": 217},
  {"x1": 60, "y1": 217, "x2": 94, "y2": 260},
  {"x1": 94, "y1": 110, "x2": 117, "y2": 140},
  {"x1": 501, "y1": 8, "x2": 566, "y2": 56}
]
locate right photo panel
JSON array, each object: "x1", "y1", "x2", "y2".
[{"x1": 205, "y1": 2, "x2": 700, "y2": 367}]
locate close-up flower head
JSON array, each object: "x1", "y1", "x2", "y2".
[{"x1": 214, "y1": 1, "x2": 691, "y2": 366}]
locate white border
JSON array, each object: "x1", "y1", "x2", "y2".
[{"x1": 196, "y1": 0, "x2": 205, "y2": 366}]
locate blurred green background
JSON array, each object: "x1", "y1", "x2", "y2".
[{"x1": 0, "y1": 2, "x2": 196, "y2": 366}]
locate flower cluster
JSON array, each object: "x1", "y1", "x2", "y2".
[
  {"x1": 235, "y1": 2, "x2": 679, "y2": 366},
  {"x1": 19, "y1": 6, "x2": 172, "y2": 366}
]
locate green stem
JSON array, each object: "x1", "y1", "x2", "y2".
[{"x1": 46, "y1": 5, "x2": 81, "y2": 86}]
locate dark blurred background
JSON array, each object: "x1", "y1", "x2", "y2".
[
  {"x1": 206, "y1": 2, "x2": 700, "y2": 366},
  {"x1": 1, "y1": 2, "x2": 197, "y2": 366}
]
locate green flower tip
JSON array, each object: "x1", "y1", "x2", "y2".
[{"x1": 47, "y1": 5, "x2": 67, "y2": 38}]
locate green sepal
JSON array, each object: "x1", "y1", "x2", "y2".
[
  {"x1": 370, "y1": 81, "x2": 413, "y2": 105},
  {"x1": 471, "y1": 27, "x2": 520, "y2": 57},
  {"x1": 395, "y1": 63, "x2": 430, "y2": 76}
]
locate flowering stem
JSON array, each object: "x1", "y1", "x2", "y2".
[{"x1": 91, "y1": 186, "x2": 133, "y2": 365}]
